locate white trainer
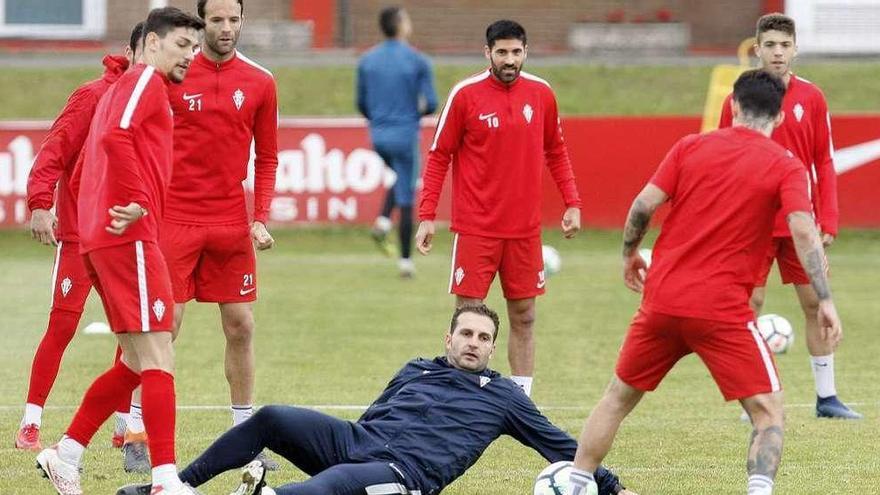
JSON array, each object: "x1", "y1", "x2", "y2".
[
  {"x1": 36, "y1": 447, "x2": 82, "y2": 495},
  {"x1": 230, "y1": 460, "x2": 268, "y2": 495}
]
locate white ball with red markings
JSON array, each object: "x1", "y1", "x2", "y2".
[
  {"x1": 542, "y1": 245, "x2": 562, "y2": 276},
  {"x1": 534, "y1": 461, "x2": 579, "y2": 495},
  {"x1": 83, "y1": 321, "x2": 111, "y2": 334},
  {"x1": 757, "y1": 314, "x2": 795, "y2": 354}
]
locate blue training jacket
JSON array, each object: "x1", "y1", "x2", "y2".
[
  {"x1": 349, "y1": 357, "x2": 623, "y2": 495},
  {"x1": 356, "y1": 40, "x2": 438, "y2": 143}
]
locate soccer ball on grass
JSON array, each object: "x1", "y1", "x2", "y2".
[
  {"x1": 756, "y1": 314, "x2": 795, "y2": 354},
  {"x1": 534, "y1": 461, "x2": 586, "y2": 495}
]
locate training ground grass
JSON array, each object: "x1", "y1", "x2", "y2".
[{"x1": 0, "y1": 228, "x2": 878, "y2": 494}]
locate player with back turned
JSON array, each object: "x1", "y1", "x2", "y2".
[
  {"x1": 416, "y1": 20, "x2": 582, "y2": 397},
  {"x1": 156, "y1": 0, "x2": 281, "y2": 468},
  {"x1": 718, "y1": 13, "x2": 860, "y2": 419},
  {"x1": 568, "y1": 70, "x2": 842, "y2": 495},
  {"x1": 35, "y1": 7, "x2": 204, "y2": 495}
]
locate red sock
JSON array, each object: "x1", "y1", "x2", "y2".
[
  {"x1": 141, "y1": 369, "x2": 176, "y2": 466},
  {"x1": 66, "y1": 361, "x2": 140, "y2": 446},
  {"x1": 112, "y1": 346, "x2": 132, "y2": 414},
  {"x1": 26, "y1": 308, "x2": 82, "y2": 406}
]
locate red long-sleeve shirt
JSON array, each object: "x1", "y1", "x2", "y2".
[
  {"x1": 165, "y1": 51, "x2": 278, "y2": 225},
  {"x1": 26, "y1": 55, "x2": 129, "y2": 242},
  {"x1": 719, "y1": 74, "x2": 838, "y2": 236},
  {"x1": 77, "y1": 64, "x2": 174, "y2": 253},
  {"x1": 419, "y1": 69, "x2": 581, "y2": 238}
]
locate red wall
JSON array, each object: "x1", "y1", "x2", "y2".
[{"x1": 1, "y1": 115, "x2": 878, "y2": 229}]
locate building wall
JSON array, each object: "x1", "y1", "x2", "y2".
[
  {"x1": 105, "y1": 0, "x2": 289, "y2": 46},
  {"x1": 347, "y1": 0, "x2": 764, "y2": 52}
]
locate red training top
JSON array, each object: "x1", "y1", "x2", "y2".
[
  {"x1": 643, "y1": 127, "x2": 812, "y2": 322},
  {"x1": 719, "y1": 74, "x2": 838, "y2": 236},
  {"x1": 419, "y1": 69, "x2": 581, "y2": 239},
  {"x1": 26, "y1": 55, "x2": 129, "y2": 242},
  {"x1": 165, "y1": 51, "x2": 278, "y2": 226},
  {"x1": 77, "y1": 64, "x2": 174, "y2": 253}
]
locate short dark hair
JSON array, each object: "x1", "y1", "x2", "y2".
[
  {"x1": 756, "y1": 13, "x2": 796, "y2": 42},
  {"x1": 144, "y1": 6, "x2": 205, "y2": 39},
  {"x1": 129, "y1": 21, "x2": 145, "y2": 54},
  {"x1": 450, "y1": 304, "x2": 501, "y2": 341},
  {"x1": 379, "y1": 6, "x2": 403, "y2": 38},
  {"x1": 486, "y1": 20, "x2": 527, "y2": 48},
  {"x1": 197, "y1": 0, "x2": 244, "y2": 19},
  {"x1": 732, "y1": 69, "x2": 786, "y2": 120}
]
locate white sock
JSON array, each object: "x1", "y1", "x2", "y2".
[
  {"x1": 116, "y1": 411, "x2": 131, "y2": 429},
  {"x1": 747, "y1": 474, "x2": 774, "y2": 494},
  {"x1": 128, "y1": 403, "x2": 145, "y2": 434},
  {"x1": 57, "y1": 435, "x2": 85, "y2": 467},
  {"x1": 232, "y1": 405, "x2": 254, "y2": 427},
  {"x1": 811, "y1": 354, "x2": 837, "y2": 398},
  {"x1": 22, "y1": 403, "x2": 43, "y2": 427},
  {"x1": 510, "y1": 376, "x2": 533, "y2": 397},
  {"x1": 152, "y1": 464, "x2": 183, "y2": 491},
  {"x1": 374, "y1": 216, "x2": 392, "y2": 233},
  {"x1": 568, "y1": 467, "x2": 597, "y2": 495}
]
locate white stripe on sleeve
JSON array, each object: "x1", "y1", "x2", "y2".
[{"x1": 120, "y1": 66, "x2": 156, "y2": 130}]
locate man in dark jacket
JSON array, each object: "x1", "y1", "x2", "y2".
[{"x1": 118, "y1": 305, "x2": 633, "y2": 495}]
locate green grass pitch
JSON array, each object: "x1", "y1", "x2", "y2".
[{"x1": 1, "y1": 228, "x2": 878, "y2": 494}]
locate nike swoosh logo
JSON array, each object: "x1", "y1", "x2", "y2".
[
  {"x1": 536, "y1": 281, "x2": 546, "y2": 289},
  {"x1": 478, "y1": 112, "x2": 497, "y2": 120},
  {"x1": 240, "y1": 287, "x2": 256, "y2": 296},
  {"x1": 182, "y1": 92, "x2": 202, "y2": 100},
  {"x1": 834, "y1": 138, "x2": 880, "y2": 174}
]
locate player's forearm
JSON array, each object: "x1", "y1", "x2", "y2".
[
  {"x1": 788, "y1": 211, "x2": 832, "y2": 300},
  {"x1": 815, "y1": 159, "x2": 840, "y2": 235},
  {"x1": 418, "y1": 154, "x2": 449, "y2": 220},
  {"x1": 546, "y1": 152, "x2": 581, "y2": 207},
  {"x1": 622, "y1": 198, "x2": 653, "y2": 257},
  {"x1": 253, "y1": 160, "x2": 277, "y2": 224}
]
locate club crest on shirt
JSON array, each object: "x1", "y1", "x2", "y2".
[
  {"x1": 523, "y1": 104, "x2": 533, "y2": 124},
  {"x1": 60, "y1": 277, "x2": 72, "y2": 297},
  {"x1": 455, "y1": 267, "x2": 465, "y2": 286},
  {"x1": 233, "y1": 89, "x2": 245, "y2": 110},
  {"x1": 152, "y1": 299, "x2": 166, "y2": 321},
  {"x1": 479, "y1": 376, "x2": 491, "y2": 388},
  {"x1": 793, "y1": 103, "x2": 804, "y2": 123}
]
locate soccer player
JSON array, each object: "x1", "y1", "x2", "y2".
[
  {"x1": 415, "y1": 20, "x2": 581, "y2": 397},
  {"x1": 718, "y1": 13, "x2": 859, "y2": 419},
  {"x1": 117, "y1": 305, "x2": 635, "y2": 495},
  {"x1": 35, "y1": 8, "x2": 204, "y2": 495},
  {"x1": 357, "y1": 6, "x2": 438, "y2": 277},
  {"x1": 16, "y1": 22, "x2": 143, "y2": 452},
  {"x1": 155, "y1": 0, "x2": 280, "y2": 468},
  {"x1": 567, "y1": 70, "x2": 842, "y2": 495}
]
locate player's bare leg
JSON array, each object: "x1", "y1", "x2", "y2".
[
  {"x1": 570, "y1": 376, "x2": 644, "y2": 494},
  {"x1": 506, "y1": 297, "x2": 536, "y2": 395},
  {"x1": 793, "y1": 284, "x2": 861, "y2": 419},
  {"x1": 740, "y1": 391, "x2": 784, "y2": 495},
  {"x1": 219, "y1": 302, "x2": 255, "y2": 408}
]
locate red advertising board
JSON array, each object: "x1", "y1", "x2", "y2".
[{"x1": 1, "y1": 115, "x2": 878, "y2": 229}]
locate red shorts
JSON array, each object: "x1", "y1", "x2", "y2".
[
  {"x1": 448, "y1": 233, "x2": 545, "y2": 300},
  {"x1": 615, "y1": 309, "x2": 781, "y2": 401},
  {"x1": 755, "y1": 237, "x2": 810, "y2": 286},
  {"x1": 160, "y1": 222, "x2": 257, "y2": 303},
  {"x1": 49, "y1": 241, "x2": 93, "y2": 313},
  {"x1": 83, "y1": 241, "x2": 173, "y2": 334}
]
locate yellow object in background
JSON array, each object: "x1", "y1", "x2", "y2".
[{"x1": 701, "y1": 37, "x2": 756, "y2": 133}]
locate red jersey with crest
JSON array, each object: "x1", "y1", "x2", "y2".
[
  {"x1": 26, "y1": 55, "x2": 129, "y2": 242},
  {"x1": 419, "y1": 69, "x2": 581, "y2": 238},
  {"x1": 644, "y1": 127, "x2": 812, "y2": 322},
  {"x1": 719, "y1": 74, "x2": 837, "y2": 236},
  {"x1": 165, "y1": 51, "x2": 278, "y2": 225},
  {"x1": 77, "y1": 64, "x2": 174, "y2": 253}
]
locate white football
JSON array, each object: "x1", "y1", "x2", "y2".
[
  {"x1": 756, "y1": 314, "x2": 795, "y2": 354},
  {"x1": 83, "y1": 321, "x2": 111, "y2": 335},
  {"x1": 534, "y1": 461, "x2": 574, "y2": 495},
  {"x1": 542, "y1": 245, "x2": 562, "y2": 276}
]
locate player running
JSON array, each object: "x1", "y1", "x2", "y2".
[
  {"x1": 35, "y1": 8, "x2": 204, "y2": 495},
  {"x1": 415, "y1": 20, "x2": 581, "y2": 397},
  {"x1": 568, "y1": 70, "x2": 842, "y2": 495},
  {"x1": 16, "y1": 22, "x2": 143, "y2": 452},
  {"x1": 358, "y1": 6, "x2": 438, "y2": 277},
  {"x1": 117, "y1": 305, "x2": 635, "y2": 495},
  {"x1": 718, "y1": 13, "x2": 860, "y2": 419},
  {"x1": 156, "y1": 0, "x2": 280, "y2": 468}
]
